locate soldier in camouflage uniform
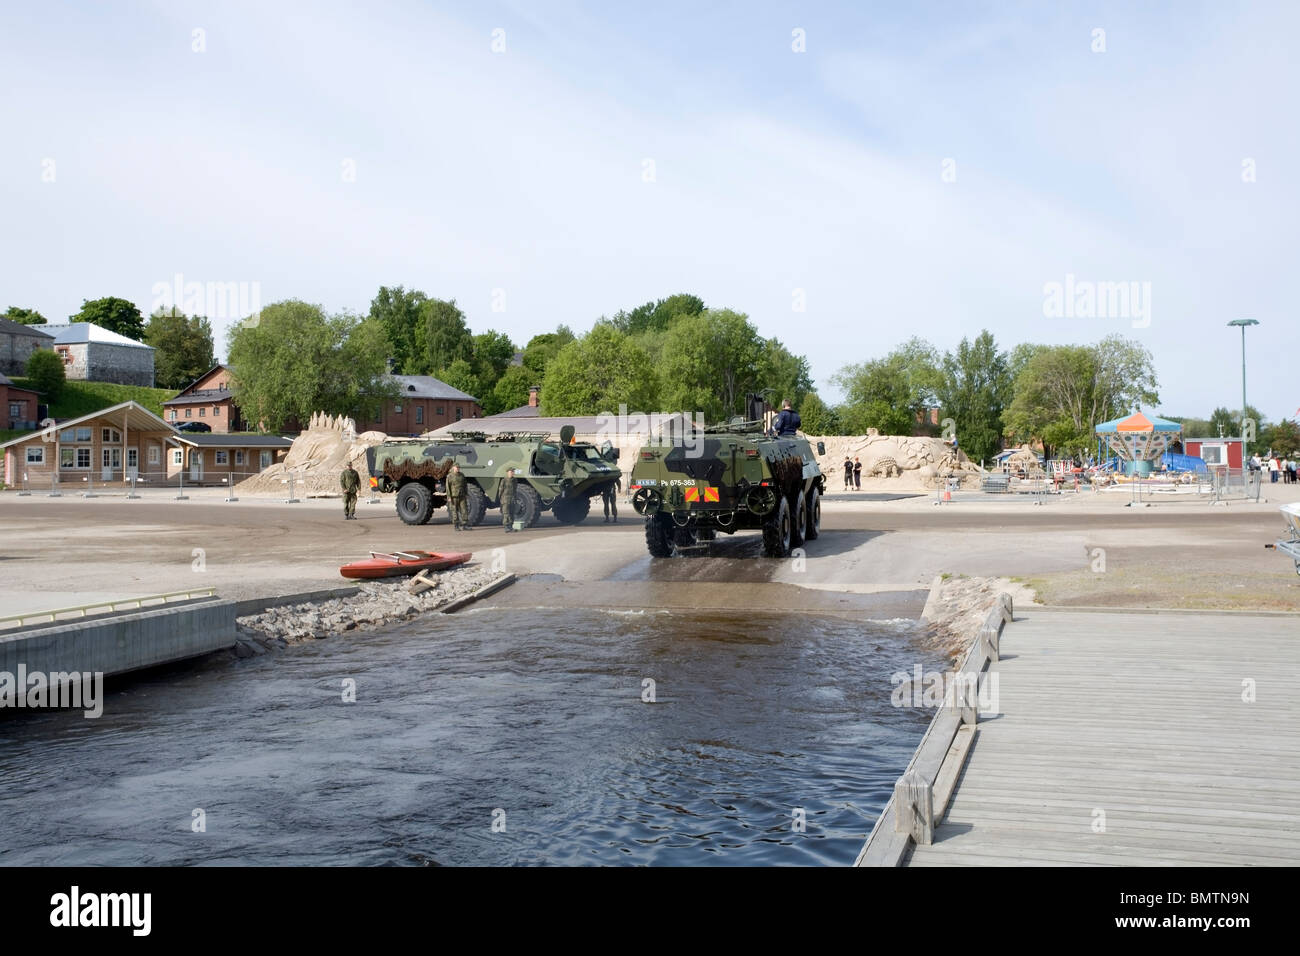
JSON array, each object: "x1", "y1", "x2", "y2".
[
  {"x1": 446, "y1": 463, "x2": 470, "y2": 530},
  {"x1": 500, "y1": 467, "x2": 517, "y2": 532},
  {"x1": 340, "y1": 463, "x2": 360, "y2": 520}
]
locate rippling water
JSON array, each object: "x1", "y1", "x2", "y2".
[{"x1": 0, "y1": 607, "x2": 940, "y2": 866}]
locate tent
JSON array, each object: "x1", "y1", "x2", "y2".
[{"x1": 1095, "y1": 412, "x2": 1183, "y2": 473}]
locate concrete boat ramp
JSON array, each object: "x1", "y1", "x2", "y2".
[{"x1": 860, "y1": 605, "x2": 1300, "y2": 866}]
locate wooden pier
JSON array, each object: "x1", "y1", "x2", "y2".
[{"x1": 859, "y1": 604, "x2": 1300, "y2": 866}]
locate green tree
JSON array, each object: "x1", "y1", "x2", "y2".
[
  {"x1": 660, "y1": 309, "x2": 765, "y2": 420},
  {"x1": 145, "y1": 308, "x2": 216, "y2": 390},
  {"x1": 612, "y1": 293, "x2": 706, "y2": 335},
  {"x1": 486, "y1": 364, "x2": 536, "y2": 415},
  {"x1": 832, "y1": 338, "x2": 942, "y2": 436},
  {"x1": 3, "y1": 306, "x2": 47, "y2": 325},
  {"x1": 226, "y1": 300, "x2": 395, "y2": 431},
  {"x1": 936, "y1": 330, "x2": 1011, "y2": 463},
  {"x1": 1263, "y1": 419, "x2": 1300, "y2": 458},
  {"x1": 437, "y1": 358, "x2": 482, "y2": 402},
  {"x1": 368, "y1": 285, "x2": 428, "y2": 374},
  {"x1": 760, "y1": 339, "x2": 814, "y2": 411},
  {"x1": 25, "y1": 348, "x2": 65, "y2": 400},
  {"x1": 419, "y1": 298, "x2": 473, "y2": 374},
  {"x1": 799, "y1": 392, "x2": 841, "y2": 435},
  {"x1": 71, "y1": 297, "x2": 145, "y2": 341},
  {"x1": 471, "y1": 330, "x2": 516, "y2": 394},
  {"x1": 521, "y1": 327, "x2": 576, "y2": 377},
  {"x1": 540, "y1": 324, "x2": 657, "y2": 415}
]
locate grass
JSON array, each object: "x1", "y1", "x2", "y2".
[{"x1": 9, "y1": 378, "x2": 174, "y2": 420}]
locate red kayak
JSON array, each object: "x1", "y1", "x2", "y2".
[{"x1": 339, "y1": 550, "x2": 472, "y2": 580}]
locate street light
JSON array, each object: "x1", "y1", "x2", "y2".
[{"x1": 1227, "y1": 319, "x2": 1259, "y2": 455}]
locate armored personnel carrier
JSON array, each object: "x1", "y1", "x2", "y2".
[
  {"x1": 628, "y1": 398, "x2": 825, "y2": 558},
  {"x1": 367, "y1": 425, "x2": 621, "y2": 527}
]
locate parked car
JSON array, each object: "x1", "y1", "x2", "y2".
[{"x1": 175, "y1": 421, "x2": 211, "y2": 433}]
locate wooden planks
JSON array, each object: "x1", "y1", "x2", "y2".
[{"x1": 902, "y1": 608, "x2": 1300, "y2": 867}]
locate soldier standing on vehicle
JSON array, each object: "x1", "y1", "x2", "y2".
[
  {"x1": 340, "y1": 462, "x2": 360, "y2": 520},
  {"x1": 446, "y1": 463, "x2": 469, "y2": 530},
  {"x1": 772, "y1": 399, "x2": 801, "y2": 437},
  {"x1": 602, "y1": 476, "x2": 620, "y2": 523},
  {"x1": 500, "y1": 467, "x2": 517, "y2": 532}
]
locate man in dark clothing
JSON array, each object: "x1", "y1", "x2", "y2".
[
  {"x1": 843, "y1": 457, "x2": 853, "y2": 490},
  {"x1": 446, "y1": 463, "x2": 469, "y2": 530},
  {"x1": 602, "y1": 477, "x2": 621, "y2": 523},
  {"x1": 500, "y1": 467, "x2": 517, "y2": 532},
  {"x1": 853, "y1": 456, "x2": 862, "y2": 490},
  {"x1": 340, "y1": 464, "x2": 360, "y2": 520},
  {"x1": 772, "y1": 399, "x2": 801, "y2": 436}
]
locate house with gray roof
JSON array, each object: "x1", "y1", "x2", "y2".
[
  {"x1": 42, "y1": 322, "x2": 155, "y2": 387},
  {"x1": 369, "y1": 374, "x2": 481, "y2": 437}
]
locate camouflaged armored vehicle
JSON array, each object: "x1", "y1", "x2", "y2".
[
  {"x1": 367, "y1": 425, "x2": 621, "y2": 527},
  {"x1": 628, "y1": 400, "x2": 825, "y2": 558}
]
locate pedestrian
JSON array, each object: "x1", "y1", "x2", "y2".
[
  {"x1": 853, "y1": 456, "x2": 862, "y2": 490},
  {"x1": 499, "y1": 467, "x2": 517, "y2": 532},
  {"x1": 339, "y1": 462, "x2": 360, "y2": 520},
  {"x1": 602, "y1": 476, "x2": 620, "y2": 522},
  {"x1": 843, "y1": 456, "x2": 853, "y2": 490},
  {"x1": 446, "y1": 463, "x2": 469, "y2": 530},
  {"x1": 1269, "y1": 455, "x2": 1280, "y2": 483}
]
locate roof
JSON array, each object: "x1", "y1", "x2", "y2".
[
  {"x1": 0, "y1": 401, "x2": 177, "y2": 449},
  {"x1": 163, "y1": 388, "x2": 234, "y2": 406},
  {"x1": 43, "y1": 322, "x2": 154, "y2": 350},
  {"x1": 173, "y1": 363, "x2": 230, "y2": 395},
  {"x1": 1184, "y1": 436, "x2": 1244, "y2": 443},
  {"x1": 495, "y1": 403, "x2": 540, "y2": 418},
  {"x1": 1095, "y1": 412, "x2": 1182, "y2": 434},
  {"x1": 0, "y1": 373, "x2": 41, "y2": 394},
  {"x1": 172, "y1": 433, "x2": 293, "y2": 448},
  {"x1": 390, "y1": 374, "x2": 478, "y2": 403},
  {"x1": 0, "y1": 316, "x2": 55, "y2": 339}
]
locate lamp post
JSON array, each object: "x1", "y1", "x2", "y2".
[{"x1": 1228, "y1": 319, "x2": 1259, "y2": 455}]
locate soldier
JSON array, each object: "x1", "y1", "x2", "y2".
[
  {"x1": 500, "y1": 467, "x2": 518, "y2": 532},
  {"x1": 446, "y1": 463, "x2": 469, "y2": 530},
  {"x1": 602, "y1": 476, "x2": 620, "y2": 523},
  {"x1": 340, "y1": 462, "x2": 360, "y2": 520},
  {"x1": 771, "y1": 399, "x2": 801, "y2": 437}
]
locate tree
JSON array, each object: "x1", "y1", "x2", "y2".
[
  {"x1": 486, "y1": 364, "x2": 536, "y2": 415},
  {"x1": 1263, "y1": 419, "x2": 1300, "y2": 458},
  {"x1": 3, "y1": 306, "x2": 47, "y2": 325},
  {"x1": 521, "y1": 328, "x2": 576, "y2": 377},
  {"x1": 540, "y1": 325, "x2": 657, "y2": 415},
  {"x1": 760, "y1": 339, "x2": 814, "y2": 411},
  {"x1": 437, "y1": 358, "x2": 482, "y2": 402},
  {"x1": 226, "y1": 300, "x2": 395, "y2": 431},
  {"x1": 145, "y1": 308, "x2": 215, "y2": 390},
  {"x1": 832, "y1": 338, "x2": 942, "y2": 436},
  {"x1": 1004, "y1": 336, "x2": 1159, "y2": 458},
  {"x1": 71, "y1": 297, "x2": 145, "y2": 341},
  {"x1": 25, "y1": 348, "x2": 65, "y2": 400},
  {"x1": 612, "y1": 293, "x2": 706, "y2": 336},
  {"x1": 660, "y1": 309, "x2": 765, "y2": 421},
  {"x1": 419, "y1": 299, "x2": 473, "y2": 374},
  {"x1": 470, "y1": 330, "x2": 516, "y2": 394},
  {"x1": 368, "y1": 285, "x2": 428, "y2": 374},
  {"x1": 799, "y1": 392, "x2": 841, "y2": 435},
  {"x1": 936, "y1": 330, "x2": 1011, "y2": 463}
]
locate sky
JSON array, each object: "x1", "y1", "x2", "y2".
[{"x1": 2, "y1": 0, "x2": 1296, "y2": 421}]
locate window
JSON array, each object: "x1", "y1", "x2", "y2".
[
  {"x1": 169, "y1": 410, "x2": 177, "y2": 421},
  {"x1": 149, "y1": 446, "x2": 160, "y2": 465},
  {"x1": 61, "y1": 448, "x2": 75, "y2": 468},
  {"x1": 199, "y1": 407, "x2": 206, "y2": 417},
  {"x1": 172, "y1": 449, "x2": 183, "y2": 466},
  {"x1": 215, "y1": 450, "x2": 228, "y2": 465},
  {"x1": 213, "y1": 406, "x2": 221, "y2": 417},
  {"x1": 76, "y1": 448, "x2": 91, "y2": 468},
  {"x1": 56, "y1": 346, "x2": 72, "y2": 365},
  {"x1": 77, "y1": 427, "x2": 91, "y2": 442},
  {"x1": 127, "y1": 448, "x2": 138, "y2": 469},
  {"x1": 101, "y1": 428, "x2": 120, "y2": 443},
  {"x1": 394, "y1": 403, "x2": 402, "y2": 414},
  {"x1": 185, "y1": 408, "x2": 192, "y2": 418},
  {"x1": 235, "y1": 450, "x2": 245, "y2": 465},
  {"x1": 9, "y1": 402, "x2": 22, "y2": 418},
  {"x1": 455, "y1": 408, "x2": 463, "y2": 420},
  {"x1": 26, "y1": 446, "x2": 44, "y2": 464},
  {"x1": 415, "y1": 406, "x2": 424, "y2": 424},
  {"x1": 61, "y1": 427, "x2": 91, "y2": 442},
  {"x1": 437, "y1": 406, "x2": 444, "y2": 416},
  {"x1": 260, "y1": 450, "x2": 272, "y2": 469}
]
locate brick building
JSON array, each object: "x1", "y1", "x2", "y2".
[
  {"x1": 370, "y1": 375, "x2": 481, "y2": 437},
  {"x1": 162, "y1": 364, "x2": 245, "y2": 432},
  {"x1": 2, "y1": 373, "x2": 44, "y2": 430}
]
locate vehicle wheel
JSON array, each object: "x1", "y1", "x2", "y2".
[
  {"x1": 804, "y1": 486, "x2": 821, "y2": 540},
  {"x1": 646, "y1": 514, "x2": 673, "y2": 557},
  {"x1": 551, "y1": 495, "x2": 591, "y2": 525},
  {"x1": 465, "y1": 482, "x2": 488, "y2": 526},
  {"x1": 514, "y1": 484, "x2": 542, "y2": 527},
  {"x1": 761, "y1": 495, "x2": 792, "y2": 557},
  {"x1": 790, "y1": 489, "x2": 807, "y2": 548},
  {"x1": 395, "y1": 482, "x2": 434, "y2": 526}
]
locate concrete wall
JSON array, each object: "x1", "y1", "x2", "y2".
[
  {"x1": 86, "y1": 342, "x2": 155, "y2": 387},
  {"x1": 0, "y1": 600, "x2": 236, "y2": 690}
]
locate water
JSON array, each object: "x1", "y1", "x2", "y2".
[{"x1": 0, "y1": 607, "x2": 940, "y2": 866}]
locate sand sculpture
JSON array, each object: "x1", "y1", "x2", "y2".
[
  {"x1": 812, "y1": 429, "x2": 983, "y2": 489},
  {"x1": 236, "y1": 412, "x2": 389, "y2": 496}
]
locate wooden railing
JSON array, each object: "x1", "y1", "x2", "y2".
[{"x1": 855, "y1": 592, "x2": 1013, "y2": 866}]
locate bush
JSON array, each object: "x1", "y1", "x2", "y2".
[{"x1": 25, "y1": 348, "x2": 65, "y2": 399}]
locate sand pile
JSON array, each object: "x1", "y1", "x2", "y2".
[
  {"x1": 813, "y1": 430, "x2": 983, "y2": 490},
  {"x1": 237, "y1": 412, "x2": 389, "y2": 497}
]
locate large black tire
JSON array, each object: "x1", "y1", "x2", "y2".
[
  {"x1": 645, "y1": 514, "x2": 673, "y2": 557},
  {"x1": 790, "y1": 489, "x2": 807, "y2": 549},
  {"x1": 396, "y1": 481, "x2": 434, "y2": 526},
  {"x1": 804, "y1": 485, "x2": 821, "y2": 540},
  {"x1": 465, "y1": 482, "x2": 487, "y2": 526},
  {"x1": 551, "y1": 495, "x2": 591, "y2": 525},
  {"x1": 761, "y1": 495, "x2": 792, "y2": 557},
  {"x1": 514, "y1": 484, "x2": 542, "y2": 527}
]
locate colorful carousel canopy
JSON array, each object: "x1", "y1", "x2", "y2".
[{"x1": 1095, "y1": 412, "x2": 1182, "y2": 461}]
